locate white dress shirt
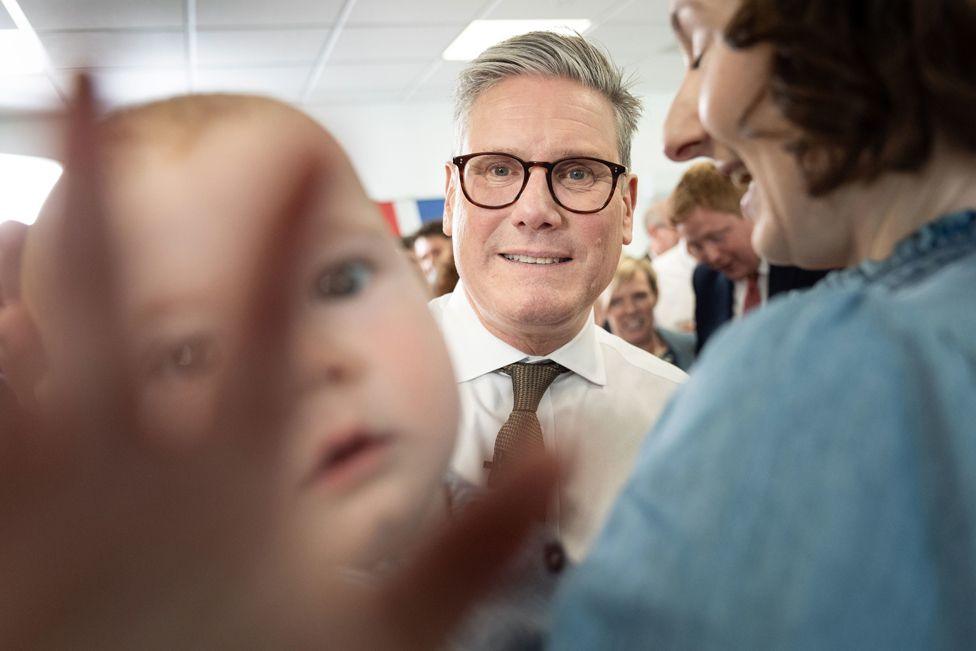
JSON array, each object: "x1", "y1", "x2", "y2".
[
  {"x1": 429, "y1": 281, "x2": 686, "y2": 561},
  {"x1": 651, "y1": 240, "x2": 698, "y2": 332},
  {"x1": 732, "y1": 259, "x2": 770, "y2": 318}
]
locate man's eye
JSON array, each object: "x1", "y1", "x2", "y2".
[
  {"x1": 489, "y1": 165, "x2": 512, "y2": 177},
  {"x1": 316, "y1": 259, "x2": 375, "y2": 299}
]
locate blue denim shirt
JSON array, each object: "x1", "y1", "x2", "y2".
[{"x1": 548, "y1": 210, "x2": 976, "y2": 650}]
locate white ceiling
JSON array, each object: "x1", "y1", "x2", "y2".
[{"x1": 1, "y1": 0, "x2": 680, "y2": 112}]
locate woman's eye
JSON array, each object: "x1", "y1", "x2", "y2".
[
  {"x1": 690, "y1": 51, "x2": 704, "y2": 70},
  {"x1": 315, "y1": 259, "x2": 376, "y2": 299}
]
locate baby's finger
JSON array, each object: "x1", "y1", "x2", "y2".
[
  {"x1": 49, "y1": 75, "x2": 136, "y2": 438},
  {"x1": 377, "y1": 452, "x2": 562, "y2": 650},
  {"x1": 213, "y1": 155, "x2": 321, "y2": 446},
  {"x1": 0, "y1": 221, "x2": 27, "y2": 305}
]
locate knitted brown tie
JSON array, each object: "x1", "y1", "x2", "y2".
[{"x1": 485, "y1": 361, "x2": 567, "y2": 486}]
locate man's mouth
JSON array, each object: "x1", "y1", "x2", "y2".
[{"x1": 500, "y1": 253, "x2": 571, "y2": 265}]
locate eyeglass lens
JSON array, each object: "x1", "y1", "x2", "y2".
[{"x1": 462, "y1": 154, "x2": 617, "y2": 212}]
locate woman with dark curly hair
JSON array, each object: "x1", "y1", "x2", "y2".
[{"x1": 551, "y1": 0, "x2": 976, "y2": 647}]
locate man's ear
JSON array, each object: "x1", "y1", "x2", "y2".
[
  {"x1": 443, "y1": 163, "x2": 456, "y2": 237},
  {"x1": 0, "y1": 222, "x2": 45, "y2": 410},
  {"x1": 620, "y1": 174, "x2": 638, "y2": 245}
]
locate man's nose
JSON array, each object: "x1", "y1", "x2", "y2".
[
  {"x1": 664, "y1": 72, "x2": 712, "y2": 162},
  {"x1": 509, "y1": 167, "x2": 564, "y2": 230},
  {"x1": 697, "y1": 242, "x2": 718, "y2": 264}
]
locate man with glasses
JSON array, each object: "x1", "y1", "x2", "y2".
[{"x1": 429, "y1": 31, "x2": 686, "y2": 564}]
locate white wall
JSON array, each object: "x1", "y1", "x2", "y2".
[
  {"x1": 307, "y1": 100, "x2": 456, "y2": 202},
  {"x1": 0, "y1": 89, "x2": 692, "y2": 250}
]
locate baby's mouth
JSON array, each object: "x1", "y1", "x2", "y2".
[{"x1": 305, "y1": 429, "x2": 393, "y2": 490}]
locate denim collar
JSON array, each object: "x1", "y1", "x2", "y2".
[{"x1": 824, "y1": 209, "x2": 976, "y2": 289}]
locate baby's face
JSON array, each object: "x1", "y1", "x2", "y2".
[{"x1": 24, "y1": 105, "x2": 459, "y2": 568}]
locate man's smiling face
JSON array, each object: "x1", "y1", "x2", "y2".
[{"x1": 444, "y1": 74, "x2": 636, "y2": 347}]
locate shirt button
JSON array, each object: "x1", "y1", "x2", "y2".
[{"x1": 544, "y1": 541, "x2": 566, "y2": 574}]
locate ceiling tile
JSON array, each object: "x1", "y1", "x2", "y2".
[
  {"x1": 487, "y1": 0, "x2": 620, "y2": 20},
  {"x1": 331, "y1": 25, "x2": 461, "y2": 63},
  {"x1": 196, "y1": 0, "x2": 343, "y2": 28},
  {"x1": 193, "y1": 65, "x2": 310, "y2": 102},
  {"x1": 410, "y1": 60, "x2": 464, "y2": 96},
  {"x1": 348, "y1": 0, "x2": 484, "y2": 26},
  {"x1": 39, "y1": 30, "x2": 185, "y2": 69},
  {"x1": 601, "y1": 0, "x2": 671, "y2": 26},
  {"x1": 0, "y1": 6, "x2": 16, "y2": 29},
  {"x1": 0, "y1": 75, "x2": 62, "y2": 111},
  {"x1": 196, "y1": 29, "x2": 327, "y2": 66},
  {"x1": 588, "y1": 23, "x2": 674, "y2": 66},
  {"x1": 20, "y1": 0, "x2": 183, "y2": 30}
]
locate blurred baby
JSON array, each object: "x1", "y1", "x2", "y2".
[{"x1": 0, "y1": 93, "x2": 557, "y2": 648}]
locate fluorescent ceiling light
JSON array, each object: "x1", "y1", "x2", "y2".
[
  {"x1": 443, "y1": 19, "x2": 593, "y2": 62},
  {"x1": 0, "y1": 154, "x2": 63, "y2": 225},
  {"x1": 0, "y1": 0, "x2": 48, "y2": 75}
]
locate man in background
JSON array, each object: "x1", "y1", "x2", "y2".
[
  {"x1": 411, "y1": 220, "x2": 458, "y2": 297},
  {"x1": 670, "y1": 163, "x2": 828, "y2": 353},
  {"x1": 643, "y1": 199, "x2": 696, "y2": 333}
]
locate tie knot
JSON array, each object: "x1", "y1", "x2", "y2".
[{"x1": 502, "y1": 361, "x2": 567, "y2": 412}]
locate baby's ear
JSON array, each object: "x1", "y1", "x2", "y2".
[{"x1": 0, "y1": 222, "x2": 45, "y2": 410}]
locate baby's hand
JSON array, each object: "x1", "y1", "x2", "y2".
[{"x1": 0, "y1": 76, "x2": 560, "y2": 650}]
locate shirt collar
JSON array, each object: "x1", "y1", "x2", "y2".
[
  {"x1": 441, "y1": 280, "x2": 607, "y2": 386},
  {"x1": 736, "y1": 258, "x2": 770, "y2": 287}
]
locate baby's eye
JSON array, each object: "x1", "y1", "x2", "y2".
[{"x1": 315, "y1": 258, "x2": 376, "y2": 299}]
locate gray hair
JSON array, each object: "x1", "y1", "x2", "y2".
[{"x1": 453, "y1": 31, "x2": 642, "y2": 167}]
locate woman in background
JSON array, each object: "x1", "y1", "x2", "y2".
[
  {"x1": 551, "y1": 0, "x2": 976, "y2": 647},
  {"x1": 603, "y1": 256, "x2": 696, "y2": 371}
]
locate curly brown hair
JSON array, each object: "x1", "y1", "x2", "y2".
[{"x1": 726, "y1": 0, "x2": 976, "y2": 196}]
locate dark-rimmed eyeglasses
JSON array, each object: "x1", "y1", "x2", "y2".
[{"x1": 452, "y1": 152, "x2": 627, "y2": 214}]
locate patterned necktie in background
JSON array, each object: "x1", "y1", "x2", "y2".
[{"x1": 485, "y1": 360, "x2": 568, "y2": 486}]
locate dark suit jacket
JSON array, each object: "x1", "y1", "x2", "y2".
[{"x1": 693, "y1": 263, "x2": 829, "y2": 353}]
